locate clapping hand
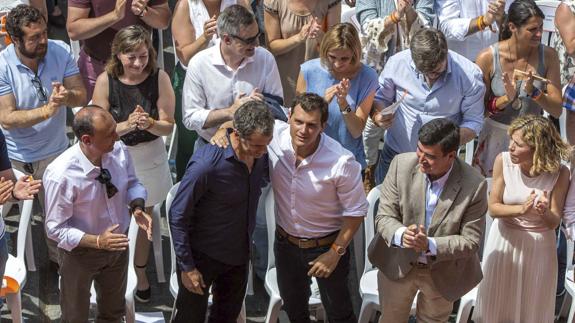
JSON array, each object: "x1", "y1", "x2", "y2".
[
  {"x1": 12, "y1": 175, "x2": 41, "y2": 201},
  {"x1": 535, "y1": 191, "x2": 549, "y2": 216},
  {"x1": 335, "y1": 78, "x2": 350, "y2": 107},
  {"x1": 0, "y1": 177, "x2": 14, "y2": 205},
  {"x1": 402, "y1": 224, "x2": 429, "y2": 253},
  {"x1": 131, "y1": 0, "x2": 149, "y2": 17},
  {"x1": 520, "y1": 190, "x2": 537, "y2": 215},
  {"x1": 202, "y1": 15, "x2": 218, "y2": 41},
  {"x1": 298, "y1": 17, "x2": 321, "y2": 42}
]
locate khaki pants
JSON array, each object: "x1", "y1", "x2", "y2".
[
  {"x1": 11, "y1": 154, "x2": 59, "y2": 262},
  {"x1": 59, "y1": 247, "x2": 128, "y2": 323},
  {"x1": 377, "y1": 269, "x2": 453, "y2": 323}
]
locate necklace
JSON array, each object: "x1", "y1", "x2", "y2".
[{"x1": 507, "y1": 38, "x2": 534, "y2": 82}]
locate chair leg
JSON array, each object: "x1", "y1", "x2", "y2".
[
  {"x1": 25, "y1": 223, "x2": 36, "y2": 271},
  {"x1": 236, "y1": 302, "x2": 246, "y2": 323},
  {"x1": 125, "y1": 294, "x2": 135, "y2": 323},
  {"x1": 358, "y1": 300, "x2": 377, "y2": 323},
  {"x1": 455, "y1": 301, "x2": 473, "y2": 323},
  {"x1": 265, "y1": 295, "x2": 282, "y2": 323},
  {"x1": 152, "y1": 204, "x2": 166, "y2": 283},
  {"x1": 246, "y1": 262, "x2": 254, "y2": 296},
  {"x1": 6, "y1": 291, "x2": 22, "y2": 323},
  {"x1": 569, "y1": 299, "x2": 575, "y2": 323}
]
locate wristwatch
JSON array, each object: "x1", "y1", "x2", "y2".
[
  {"x1": 331, "y1": 243, "x2": 346, "y2": 256},
  {"x1": 340, "y1": 104, "x2": 352, "y2": 115}
]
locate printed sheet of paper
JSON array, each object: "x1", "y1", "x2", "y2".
[{"x1": 380, "y1": 90, "x2": 408, "y2": 115}]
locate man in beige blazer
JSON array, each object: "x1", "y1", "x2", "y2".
[{"x1": 368, "y1": 118, "x2": 488, "y2": 322}]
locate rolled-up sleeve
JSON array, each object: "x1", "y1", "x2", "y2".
[
  {"x1": 169, "y1": 159, "x2": 210, "y2": 272},
  {"x1": 415, "y1": 0, "x2": 435, "y2": 26},
  {"x1": 336, "y1": 157, "x2": 368, "y2": 217},
  {"x1": 459, "y1": 66, "x2": 485, "y2": 136},
  {"x1": 355, "y1": 0, "x2": 379, "y2": 29},
  {"x1": 44, "y1": 174, "x2": 85, "y2": 251},
  {"x1": 182, "y1": 60, "x2": 211, "y2": 132},
  {"x1": 436, "y1": 0, "x2": 472, "y2": 41}
]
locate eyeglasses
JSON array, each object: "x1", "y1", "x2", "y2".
[
  {"x1": 229, "y1": 31, "x2": 261, "y2": 46},
  {"x1": 31, "y1": 74, "x2": 47, "y2": 103},
  {"x1": 95, "y1": 168, "x2": 118, "y2": 199}
]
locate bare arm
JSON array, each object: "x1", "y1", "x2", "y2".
[
  {"x1": 0, "y1": 94, "x2": 56, "y2": 129},
  {"x1": 171, "y1": 0, "x2": 207, "y2": 66},
  {"x1": 264, "y1": 8, "x2": 308, "y2": 56},
  {"x1": 459, "y1": 127, "x2": 476, "y2": 144},
  {"x1": 556, "y1": 3, "x2": 575, "y2": 57},
  {"x1": 535, "y1": 47, "x2": 563, "y2": 118},
  {"x1": 340, "y1": 91, "x2": 374, "y2": 139},
  {"x1": 66, "y1": 2, "x2": 125, "y2": 41},
  {"x1": 146, "y1": 70, "x2": 174, "y2": 136},
  {"x1": 62, "y1": 74, "x2": 87, "y2": 107},
  {"x1": 475, "y1": 47, "x2": 494, "y2": 115}
]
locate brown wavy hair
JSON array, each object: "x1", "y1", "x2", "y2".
[
  {"x1": 105, "y1": 25, "x2": 157, "y2": 78},
  {"x1": 508, "y1": 115, "x2": 572, "y2": 176}
]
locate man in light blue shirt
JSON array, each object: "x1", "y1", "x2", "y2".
[
  {"x1": 365, "y1": 28, "x2": 485, "y2": 184},
  {"x1": 0, "y1": 5, "x2": 86, "y2": 262}
]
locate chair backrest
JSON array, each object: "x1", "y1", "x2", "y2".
[
  {"x1": 536, "y1": 0, "x2": 560, "y2": 46},
  {"x1": 264, "y1": 188, "x2": 277, "y2": 271},
  {"x1": 165, "y1": 182, "x2": 182, "y2": 277},
  {"x1": 127, "y1": 215, "x2": 140, "y2": 270},
  {"x1": 12, "y1": 168, "x2": 33, "y2": 262},
  {"x1": 363, "y1": 185, "x2": 381, "y2": 275}
]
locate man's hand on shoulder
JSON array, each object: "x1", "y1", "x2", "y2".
[{"x1": 181, "y1": 269, "x2": 206, "y2": 295}]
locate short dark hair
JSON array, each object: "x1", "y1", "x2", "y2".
[
  {"x1": 217, "y1": 4, "x2": 255, "y2": 36},
  {"x1": 233, "y1": 101, "x2": 275, "y2": 138},
  {"x1": 290, "y1": 93, "x2": 329, "y2": 124},
  {"x1": 6, "y1": 4, "x2": 46, "y2": 41},
  {"x1": 418, "y1": 118, "x2": 460, "y2": 155},
  {"x1": 72, "y1": 105, "x2": 105, "y2": 140},
  {"x1": 410, "y1": 28, "x2": 448, "y2": 73}
]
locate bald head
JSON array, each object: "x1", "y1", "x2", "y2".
[{"x1": 73, "y1": 105, "x2": 113, "y2": 140}]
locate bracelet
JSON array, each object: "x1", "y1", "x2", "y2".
[
  {"x1": 390, "y1": 11, "x2": 400, "y2": 24},
  {"x1": 96, "y1": 235, "x2": 101, "y2": 249},
  {"x1": 477, "y1": 16, "x2": 485, "y2": 31},
  {"x1": 10, "y1": 190, "x2": 20, "y2": 201},
  {"x1": 530, "y1": 88, "x2": 543, "y2": 101}
]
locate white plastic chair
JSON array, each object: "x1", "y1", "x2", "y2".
[
  {"x1": 536, "y1": 0, "x2": 560, "y2": 46},
  {"x1": 357, "y1": 185, "x2": 418, "y2": 323},
  {"x1": 165, "y1": 182, "x2": 247, "y2": 323},
  {"x1": 455, "y1": 178, "x2": 494, "y2": 323},
  {"x1": 464, "y1": 140, "x2": 475, "y2": 165},
  {"x1": 2, "y1": 168, "x2": 36, "y2": 272},
  {"x1": 263, "y1": 189, "x2": 325, "y2": 323},
  {"x1": 2, "y1": 172, "x2": 35, "y2": 323}
]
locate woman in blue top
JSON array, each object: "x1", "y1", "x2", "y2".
[{"x1": 295, "y1": 22, "x2": 378, "y2": 170}]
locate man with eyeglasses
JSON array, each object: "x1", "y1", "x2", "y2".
[
  {"x1": 0, "y1": 5, "x2": 87, "y2": 263},
  {"x1": 363, "y1": 28, "x2": 485, "y2": 185},
  {"x1": 182, "y1": 4, "x2": 283, "y2": 153},
  {"x1": 169, "y1": 101, "x2": 275, "y2": 323},
  {"x1": 44, "y1": 105, "x2": 152, "y2": 323}
]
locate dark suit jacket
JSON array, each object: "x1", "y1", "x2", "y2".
[{"x1": 368, "y1": 153, "x2": 487, "y2": 301}]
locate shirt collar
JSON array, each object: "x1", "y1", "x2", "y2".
[
  {"x1": 75, "y1": 143, "x2": 114, "y2": 177},
  {"x1": 6, "y1": 42, "x2": 46, "y2": 72}
]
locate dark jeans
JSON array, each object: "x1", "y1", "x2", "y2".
[
  {"x1": 172, "y1": 252, "x2": 248, "y2": 323},
  {"x1": 375, "y1": 144, "x2": 399, "y2": 185},
  {"x1": 274, "y1": 232, "x2": 356, "y2": 323}
]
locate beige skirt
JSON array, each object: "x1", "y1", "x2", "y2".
[
  {"x1": 473, "y1": 219, "x2": 557, "y2": 323},
  {"x1": 126, "y1": 137, "x2": 173, "y2": 207}
]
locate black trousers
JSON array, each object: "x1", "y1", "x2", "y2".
[
  {"x1": 172, "y1": 251, "x2": 248, "y2": 323},
  {"x1": 275, "y1": 231, "x2": 356, "y2": 323}
]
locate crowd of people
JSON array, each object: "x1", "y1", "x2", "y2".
[{"x1": 0, "y1": 0, "x2": 575, "y2": 322}]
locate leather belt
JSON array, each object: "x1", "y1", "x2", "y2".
[{"x1": 276, "y1": 226, "x2": 337, "y2": 249}]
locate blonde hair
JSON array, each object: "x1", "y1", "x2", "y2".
[
  {"x1": 105, "y1": 25, "x2": 157, "y2": 78},
  {"x1": 508, "y1": 115, "x2": 572, "y2": 176},
  {"x1": 319, "y1": 23, "x2": 362, "y2": 74}
]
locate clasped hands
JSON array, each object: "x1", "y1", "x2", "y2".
[
  {"x1": 402, "y1": 224, "x2": 429, "y2": 253},
  {"x1": 325, "y1": 78, "x2": 350, "y2": 108},
  {"x1": 520, "y1": 190, "x2": 549, "y2": 216},
  {"x1": 127, "y1": 105, "x2": 153, "y2": 131}
]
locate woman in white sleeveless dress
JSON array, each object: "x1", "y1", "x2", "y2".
[{"x1": 473, "y1": 115, "x2": 571, "y2": 323}]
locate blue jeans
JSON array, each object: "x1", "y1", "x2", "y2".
[
  {"x1": 274, "y1": 231, "x2": 356, "y2": 323},
  {"x1": 374, "y1": 144, "x2": 399, "y2": 185}
]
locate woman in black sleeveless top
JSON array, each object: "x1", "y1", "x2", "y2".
[{"x1": 92, "y1": 25, "x2": 175, "y2": 303}]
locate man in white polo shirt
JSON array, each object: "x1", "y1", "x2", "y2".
[{"x1": 182, "y1": 4, "x2": 282, "y2": 151}]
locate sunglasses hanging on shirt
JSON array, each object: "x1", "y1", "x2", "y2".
[{"x1": 95, "y1": 168, "x2": 118, "y2": 198}]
